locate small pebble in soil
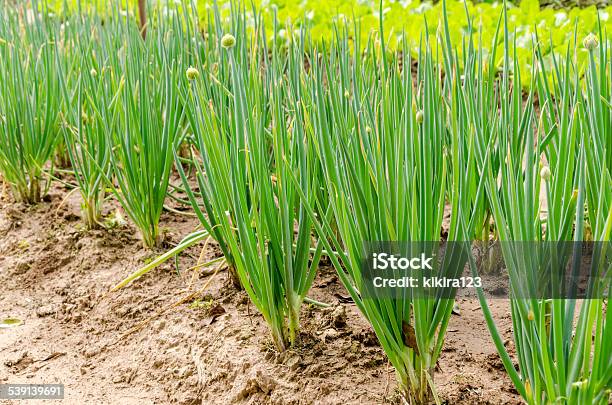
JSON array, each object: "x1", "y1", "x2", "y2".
[
  {"x1": 83, "y1": 347, "x2": 101, "y2": 358},
  {"x1": 331, "y1": 305, "x2": 347, "y2": 328},
  {"x1": 322, "y1": 328, "x2": 338, "y2": 342},
  {"x1": 153, "y1": 320, "x2": 166, "y2": 331}
]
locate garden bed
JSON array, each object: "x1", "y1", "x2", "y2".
[
  {"x1": 0, "y1": 181, "x2": 520, "y2": 404},
  {"x1": 1, "y1": 0, "x2": 609, "y2": 403}
]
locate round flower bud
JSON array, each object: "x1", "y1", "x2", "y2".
[
  {"x1": 416, "y1": 110, "x2": 424, "y2": 124},
  {"x1": 90, "y1": 68, "x2": 97, "y2": 77},
  {"x1": 572, "y1": 380, "x2": 587, "y2": 388},
  {"x1": 186, "y1": 66, "x2": 199, "y2": 81},
  {"x1": 527, "y1": 310, "x2": 535, "y2": 321},
  {"x1": 221, "y1": 33, "x2": 236, "y2": 49},
  {"x1": 540, "y1": 166, "x2": 551, "y2": 181},
  {"x1": 583, "y1": 33, "x2": 598, "y2": 51}
]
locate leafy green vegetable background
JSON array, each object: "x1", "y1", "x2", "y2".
[{"x1": 46, "y1": 0, "x2": 611, "y2": 83}]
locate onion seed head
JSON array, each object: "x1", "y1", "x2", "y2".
[
  {"x1": 186, "y1": 66, "x2": 199, "y2": 81},
  {"x1": 221, "y1": 33, "x2": 236, "y2": 49},
  {"x1": 416, "y1": 110, "x2": 424, "y2": 124},
  {"x1": 583, "y1": 33, "x2": 599, "y2": 50}
]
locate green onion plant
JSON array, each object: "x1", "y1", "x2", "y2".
[
  {"x1": 107, "y1": 12, "x2": 183, "y2": 248},
  {"x1": 289, "y1": 12, "x2": 486, "y2": 402},
  {"x1": 177, "y1": 10, "x2": 323, "y2": 350},
  {"x1": 56, "y1": 13, "x2": 118, "y2": 229},
  {"x1": 467, "y1": 6, "x2": 611, "y2": 403},
  {"x1": 0, "y1": 3, "x2": 61, "y2": 203}
]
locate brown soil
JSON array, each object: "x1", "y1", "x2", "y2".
[{"x1": 0, "y1": 181, "x2": 522, "y2": 405}]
